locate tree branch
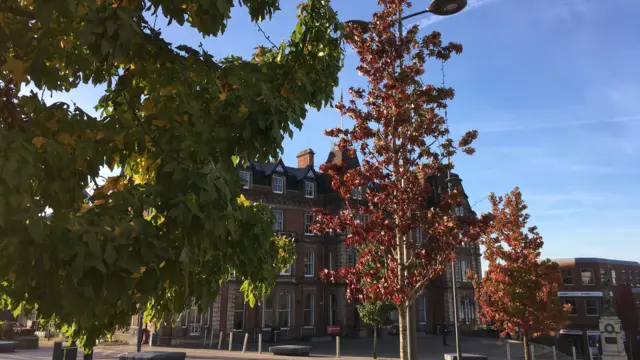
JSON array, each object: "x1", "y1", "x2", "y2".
[
  {"x1": 255, "y1": 23, "x2": 278, "y2": 50},
  {"x1": 1, "y1": 5, "x2": 36, "y2": 20}
]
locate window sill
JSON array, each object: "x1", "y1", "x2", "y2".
[
  {"x1": 305, "y1": 196, "x2": 315, "y2": 199},
  {"x1": 303, "y1": 326, "x2": 315, "y2": 329},
  {"x1": 304, "y1": 275, "x2": 315, "y2": 278},
  {"x1": 273, "y1": 191, "x2": 284, "y2": 194},
  {"x1": 586, "y1": 314, "x2": 599, "y2": 317}
]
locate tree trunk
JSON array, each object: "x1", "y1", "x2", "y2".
[
  {"x1": 399, "y1": 303, "x2": 409, "y2": 360},
  {"x1": 523, "y1": 335, "x2": 530, "y2": 360},
  {"x1": 373, "y1": 326, "x2": 378, "y2": 359},
  {"x1": 407, "y1": 303, "x2": 418, "y2": 360}
]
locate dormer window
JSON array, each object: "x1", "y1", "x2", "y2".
[
  {"x1": 351, "y1": 187, "x2": 363, "y2": 200},
  {"x1": 239, "y1": 170, "x2": 251, "y2": 189},
  {"x1": 272, "y1": 175, "x2": 285, "y2": 194},
  {"x1": 304, "y1": 180, "x2": 315, "y2": 198}
]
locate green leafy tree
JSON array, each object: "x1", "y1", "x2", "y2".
[
  {"x1": 0, "y1": 0, "x2": 343, "y2": 352},
  {"x1": 357, "y1": 300, "x2": 395, "y2": 359}
]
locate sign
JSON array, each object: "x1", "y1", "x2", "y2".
[
  {"x1": 560, "y1": 329, "x2": 584, "y2": 335},
  {"x1": 327, "y1": 325, "x2": 341, "y2": 335},
  {"x1": 558, "y1": 291, "x2": 612, "y2": 297}
]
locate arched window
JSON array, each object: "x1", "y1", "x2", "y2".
[{"x1": 278, "y1": 293, "x2": 292, "y2": 329}]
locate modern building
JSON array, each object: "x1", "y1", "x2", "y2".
[
  {"x1": 144, "y1": 146, "x2": 482, "y2": 345},
  {"x1": 554, "y1": 257, "x2": 640, "y2": 357}
]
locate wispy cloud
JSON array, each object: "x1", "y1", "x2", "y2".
[
  {"x1": 410, "y1": 0, "x2": 500, "y2": 29},
  {"x1": 479, "y1": 115, "x2": 640, "y2": 133}
]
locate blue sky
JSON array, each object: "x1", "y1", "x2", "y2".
[{"x1": 44, "y1": 0, "x2": 640, "y2": 263}]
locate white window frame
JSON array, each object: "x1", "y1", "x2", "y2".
[
  {"x1": 304, "y1": 250, "x2": 315, "y2": 277},
  {"x1": 585, "y1": 299, "x2": 599, "y2": 316},
  {"x1": 351, "y1": 187, "x2": 363, "y2": 200},
  {"x1": 304, "y1": 180, "x2": 315, "y2": 198},
  {"x1": 280, "y1": 264, "x2": 292, "y2": 276},
  {"x1": 239, "y1": 170, "x2": 251, "y2": 189},
  {"x1": 328, "y1": 293, "x2": 337, "y2": 326},
  {"x1": 328, "y1": 251, "x2": 336, "y2": 271},
  {"x1": 304, "y1": 293, "x2": 315, "y2": 327},
  {"x1": 455, "y1": 206, "x2": 465, "y2": 216},
  {"x1": 272, "y1": 209, "x2": 284, "y2": 232},
  {"x1": 611, "y1": 269, "x2": 617, "y2": 285},
  {"x1": 272, "y1": 175, "x2": 285, "y2": 194},
  {"x1": 278, "y1": 293, "x2": 292, "y2": 329},
  {"x1": 417, "y1": 295, "x2": 426, "y2": 324},
  {"x1": 304, "y1": 213, "x2": 315, "y2": 235},
  {"x1": 233, "y1": 293, "x2": 246, "y2": 330},
  {"x1": 581, "y1": 268, "x2": 595, "y2": 285}
]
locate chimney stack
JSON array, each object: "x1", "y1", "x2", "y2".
[{"x1": 297, "y1": 148, "x2": 315, "y2": 168}]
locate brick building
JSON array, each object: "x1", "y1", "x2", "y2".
[
  {"x1": 146, "y1": 146, "x2": 482, "y2": 344},
  {"x1": 554, "y1": 257, "x2": 640, "y2": 357}
]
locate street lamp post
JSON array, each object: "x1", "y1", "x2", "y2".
[{"x1": 343, "y1": 2, "x2": 468, "y2": 360}]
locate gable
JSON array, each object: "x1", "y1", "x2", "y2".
[
  {"x1": 306, "y1": 170, "x2": 315, "y2": 179},
  {"x1": 275, "y1": 164, "x2": 284, "y2": 173}
]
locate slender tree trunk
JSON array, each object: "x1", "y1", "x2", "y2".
[
  {"x1": 523, "y1": 335, "x2": 530, "y2": 360},
  {"x1": 399, "y1": 303, "x2": 409, "y2": 360},
  {"x1": 407, "y1": 303, "x2": 418, "y2": 360},
  {"x1": 373, "y1": 326, "x2": 378, "y2": 359}
]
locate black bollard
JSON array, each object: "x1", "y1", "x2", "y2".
[{"x1": 52, "y1": 341, "x2": 63, "y2": 360}]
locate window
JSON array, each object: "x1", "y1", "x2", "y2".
[
  {"x1": 351, "y1": 187, "x2": 363, "y2": 200},
  {"x1": 304, "y1": 181, "x2": 315, "y2": 198},
  {"x1": 455, "y1": 206, "x2": 465, "y2": 216},
  {"x1": 263, "y1": 293, "x2": 274, "y2": 329},
  {"x1": 328, "y1": 251, "x2": 336, "y2": 271},
  {"x1": 636, "y1": 271, "x2": 640, "y2": 286},
  {"x1": 622, "y1": 270, "x2": 628, "y2": 284},
  {"x1": 304, "y1": 250, "x2": 315, "y2": 277},
  {"x1": 280, "y1": 264, "x2": 292, "y2": 276},
  {"x1": 272, "y1": 175, "x2": 284, "y2": 194},
  {"x1": 585, "y1": 299, "x2": 599, "y2": 316},
  {"x1": 460, "y1": 260, "x2": 470, "y2": 282},
  {"x1": 272, "y1": 209, "x2": 284, "y2": 231},
  {"x1": 304, "y1": 294, "x2": 315, "y2": 327},
  {"x1": 600, "y1": 268, "x2": 606, "y2": 283},
  {"x1": 562, "y1": 269, "x2": 573, "y2": 285},
  {"x1": 612, "y1": 269, "x2": 617, "y2": 285},
  {"x1": 278, "y1": 293, "x2": 291, "y2": 328},
  {"x1": 565, "y1": 299, "x2": 577, "y2": 315},
  {"x1": 233, "y1": 293, "x2": 245, "y2": 330},
  {"x1": 417, "y1": 295, "x2": 426, "y2": 324},
  {"x1": 461, "y1": 298, "x2": 473, "y2": 324},
  {"x1": 347, "y1": 250, "x2": 356, "y2": 267},
  {"x1": 239, "y1": 170, "x2": 251, "y2": 189},
  {"x1": 581, "y1": 268, "x2": 594, "y2": 285},
  {"x1": 415, "y1": 228, "x2": 423, "y2": 245},
  {"x1": 328, "y1": 293, "x2": 337, "y2": 326},
  {"x1": 304, "y1": 213, "x2": 315, "y2": 235}
]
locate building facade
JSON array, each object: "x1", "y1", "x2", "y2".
[
  {"x1": 147, "y1": 146, "x2": 482, "y2": 344},
  {"x1": 554, "y1": 257, "x2": 640, "y2": 358}
]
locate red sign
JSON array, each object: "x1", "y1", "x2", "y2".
[{"x1": 327, "y1": 325, "x2": 341, "y2": 335}]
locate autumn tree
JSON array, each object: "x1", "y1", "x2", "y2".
[
  {"x1": 471, "y1": 188, "x2": 569, "y2": 360},
  {"x1": 311, "y1": 1, "x2": 481, "y2": 359},
  {"x1": 615, "y1": 283, "x2": 638, "y2": 359},
  {"x1": 0, "y1": 0, "x2": 343, "y2": 353}
]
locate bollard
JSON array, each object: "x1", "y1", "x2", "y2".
[
  {"x1": 228, "y1": 332, "x2": 234, "y2": 351},
  {"x1": 336, "y1": 335, "x2": 340, "y2": 358},
  {"x1": 218, "y1": 332, "x2": 224, "y2": 350},
  {"x1": 572, "y1": 346, "x2": 576, "y2": 360},
  {"x1": 258, "y1": 333, "x2": 263, "y2": 354},
  {"x1": 589, "y1": 347, "x2": 594, "y2": 360},
  {"x1": 531, "y1": 344, "x2": 535, "y2": 360},
  {"x1": 209, "y1": 330, "x2": 215, "y2": 349},
  {"x1": 506, "y1": 342, "x2": 511, "y2": 360},
  {"x1": 149, "y1": 332, "x2": 154, "y2": 348},
  {"x1": 242, "y1": 333, "x2": 249, "y2": 353},
  {"x1": 552, "y1": 346, "x2": 557, "y2": 360},
  {"x1": 52, "y1": 341, "x2": 63, "y2": 360},
  {"x1": 203, "y1": 329, "x2": 208, "y2": 348}
]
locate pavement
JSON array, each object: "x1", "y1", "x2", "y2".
[{"x1": 0, "y1": 336, "x2": 570, "y2": 360}]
